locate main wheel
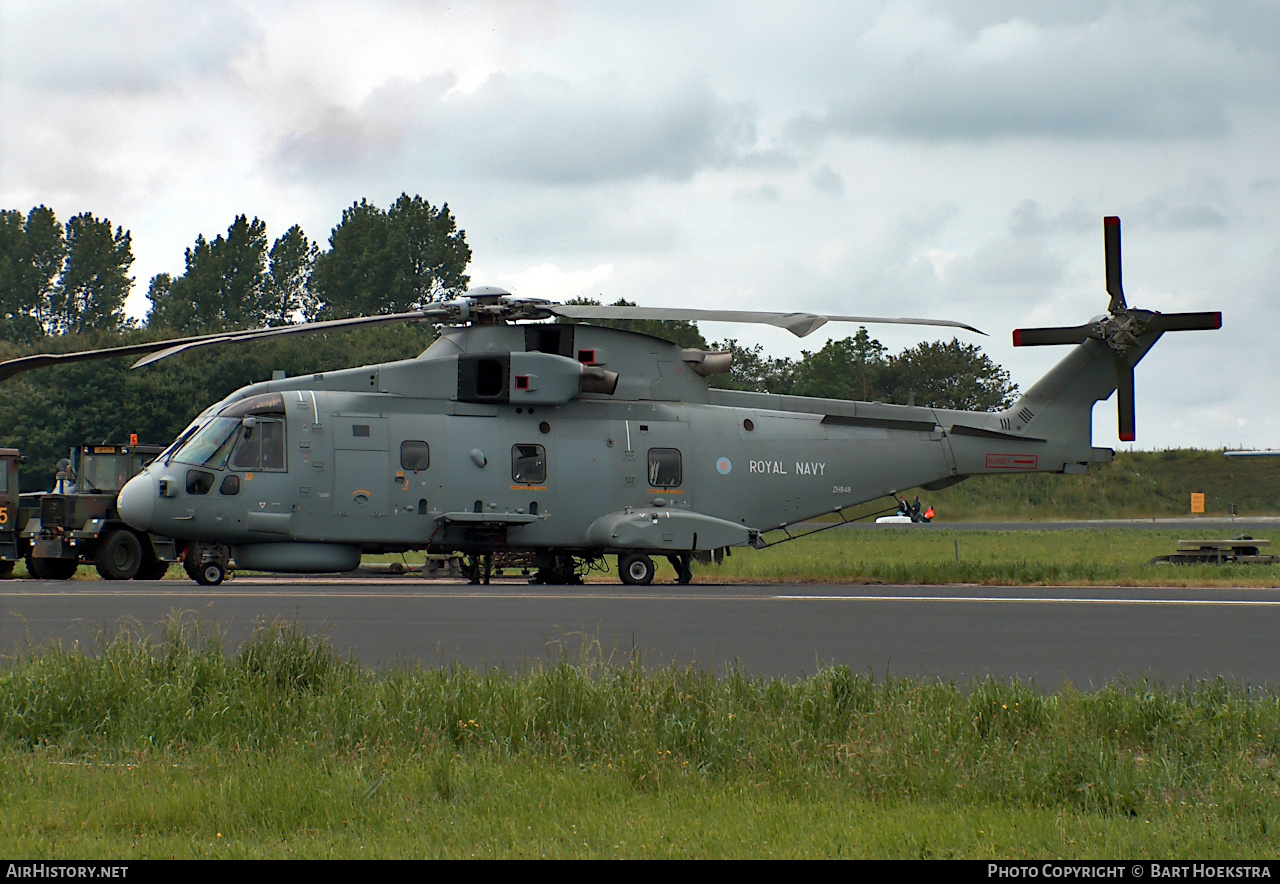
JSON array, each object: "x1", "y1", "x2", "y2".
[
  {"x1": 619, "y1": 552, "x2": 655, "y2": 586},
  {"x1": 0, "y1": 560, "x2": 14, "y2": 579},
  {"x1": 28, "y1": 555, "x2": 78, "y2": 581},
  {"x1": 195, "y1": 561, "x2": 225, "y2": 587},
  {"x1": 94, "y1": 530, "x2": 143, "y2": 580}
]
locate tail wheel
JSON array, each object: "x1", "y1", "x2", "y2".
[
  {"x1": 28, "y1": 555, "x2": 78, "y2": 581},
  {"x1": 94, "y1": 530, "x2": 143, "y2": 581},
  {"x1": 619, "y1": 552, "x2": 655, "y2": 586},
  {"x1": 195, "y1": 561, "x2": 225, "y2": 587}
]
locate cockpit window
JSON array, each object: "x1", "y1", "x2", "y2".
[
  {"x1": 220, "y1": 393, "x2": 286, "y2": 418},
  {"x1": 172, "y1": 418, "x2": 241, "y2": 469},
  {"x1": 230, "y1": 418, "x2": 286, "y2": 471}
]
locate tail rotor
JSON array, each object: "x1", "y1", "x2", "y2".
[{"x1": 1012, "y1": 216, "x2": 1221, "y2": 442}]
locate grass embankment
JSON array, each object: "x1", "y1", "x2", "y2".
[
  {"x1": 683, "y1": 528, "x2": 1280, "y2": 586},
  {"x1": 3, "y1": 620, "x2": 1279, "y2": 858},
  {"x1": 925, "y1": 449, "x2": 1280, "y2": 520}
]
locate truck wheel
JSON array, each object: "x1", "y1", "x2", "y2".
[
  {"x1": 619, "y1": 552, "x2": 655, "y2": 586},
  {"x1": 94, "y1": 530, "x2": 143, "y2": 580},
  {"x1": 28, "y1": 555, "x2": 78, "y2": 581},
  {"x1": 0, "y1": 561, "x2": 13, "y2": 579},
  {"x1": 194, "y1": 561, "x2": 225, "y2": 587}
]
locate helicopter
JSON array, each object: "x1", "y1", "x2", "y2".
[{"x1": 0, "y1": 216, "x2": 1219, "y2": 586}]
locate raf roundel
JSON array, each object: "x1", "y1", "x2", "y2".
[{"x1": 716, "y1": 457, "x2": 732, "y2": 475}]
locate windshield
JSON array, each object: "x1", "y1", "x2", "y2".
[
  {"x1": 172, "y1": 418, "x2": 242, "y2": 470},
  {"x1": 78, "y1": 454, "x2": 133, "y2": 493}
]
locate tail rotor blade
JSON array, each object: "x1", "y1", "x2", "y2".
[
  {"x1": 1012, "y1": 325, "x2": 1094, "y2": 347},
  {"x1": 1145, "y1": 311, "x2": 1222, "y2": 333},
  {"x1": 1115, "y1": 355, "x2": 1136, "y2": 442},
  {"x1": 1105, "y1": 216, "x2": 1125, "y2": 312}
]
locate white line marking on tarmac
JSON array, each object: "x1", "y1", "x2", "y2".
[
  {"x1": 776, "y1": 595, "x2": 1280, "y2": 606},
  {"x1": 5, "y1": 589, "x2": 1280, "y2": 607}
]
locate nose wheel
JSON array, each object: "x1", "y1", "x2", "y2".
[{"x1": 184, "y1": 543, "x2": 231, "y2": 586}]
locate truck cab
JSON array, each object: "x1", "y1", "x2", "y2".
[{"x1": 23, "y1": 443, "x2": 179, "y2": 580}]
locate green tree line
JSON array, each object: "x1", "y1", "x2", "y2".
[{"x1": 1, "y1": 198, "x2": 1013, "y2": 484}]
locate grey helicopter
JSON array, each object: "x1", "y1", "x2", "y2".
[{"x1": 0, "y1": 216, "x2": 1219, "y2": 586}]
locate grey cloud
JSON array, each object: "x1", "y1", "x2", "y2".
[
  {"x1": 2, "y1": 1, "x2": 260, "y2": 95},
  {"x1": 953, "y1": 237, "x2": 1066, "y2": 289},
  {"x1": 787, "y1": 3, "x2": 1275, "y2": 143},
  {"x1": 1008, "y1": 201, "x2": 1096, "y2": 237},
  {"x1": 809, "y1": 165, "x2": 845, "y2": 196},
  {"x1": 274, "y1": 71, "x2": 780, "y2": 185}
]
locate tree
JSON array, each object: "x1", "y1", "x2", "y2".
[
  {"x1": 789, "y1": 328, "x2": 889, "y2": 400},
  {"x1": 706, "y1": 338, "x2": 796, "y2": 393},
  {"x1": 48, "y1": 213, "x2": 134, "y2": 334},
  {"x1": 884, "y1": 338, "x2": 1018, "y2": 411},
  {"x1": 263, "y1": 225, "x2": 318, "y2": 325},
  {"x1": 146, "y1": 215, "x2": 271, "y2": 332},
  {"x1": 0, "y1": 206, "x2": 64, "y2": 342},
  {"x1": 310, "y1": 195, "x2": 470, "y2": 319}
]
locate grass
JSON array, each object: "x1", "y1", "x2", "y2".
[
  {"x1": 925, "y1": 449, "x2": 1280, "y2": 520},
  {"x1": 2, "y1": 618, "x2": 1280, "y2": 857},
  {"x1": 623, "y1": 528, "x2": 1280, "y2": 587}
]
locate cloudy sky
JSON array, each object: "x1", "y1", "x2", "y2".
[{"x1": 2, "y1": 1, "x2": 1277, "y2": 450}]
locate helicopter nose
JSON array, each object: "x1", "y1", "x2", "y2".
[{"x1": 117, "y1": 473, "x2": 156, "y2": 531}]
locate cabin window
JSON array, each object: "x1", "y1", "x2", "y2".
[
  {"x1": 511, "y1": 444, "x2": 547, "y2": 484},
  {"x1": 647, "y1": 448, "x2": 682, "y2": 488},
  {"x1": 401, "y1": 441, "x2": 430, "y2": 471},
  {"x1": 230, "y1": 418, "x2": 286, "y2": 471},
  {"x1": 220, "y1": 475, "x2": 240, "y2": 496},
  {"x1": 186, "y1": 470, "x2": 215, "y2": 495}
]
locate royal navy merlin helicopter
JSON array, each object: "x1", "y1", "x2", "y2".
[{"x1": 0, "y1": 217, "x2": 1220, "y2": 586}]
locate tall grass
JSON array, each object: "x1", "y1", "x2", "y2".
[{"x1": 4, "y1": 615, "x2": 1280, "y2": 821}]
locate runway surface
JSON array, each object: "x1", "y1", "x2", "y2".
[{"x1": 4, "y1": 578, "x2": 1280, "y2": 689}]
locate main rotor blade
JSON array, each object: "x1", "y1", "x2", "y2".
[
  {"x1": 548, "y1": 305, "x2": 985, "y2": 337},
  {"x1": 0, "y1": 309, "x2": 442, "y2": 382},
  {"x1": 1143, "y1": 311, "x2": 1222, "y2": 333},
  {"x1": 130, "y1": 309, "x2": 440, "y2": 368},
  {"x1": 1012, "y1": 325, "x2": 1094, "y2": 347},
  {"x1": 1115, "y1": 354, "x2": 1136, "y2": 442},
  {"x1": 1105, "y1": 216, "x2": 1125, "y2": 312}
]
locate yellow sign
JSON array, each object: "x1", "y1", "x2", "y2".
[{"x1": 1191, "y1": 493, "x2": 1205, "y2": 514}]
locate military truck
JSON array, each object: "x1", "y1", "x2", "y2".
[
  {"x1": 23, "y1": 443, "x2": 179, "y2": 580},
  {"x1": 0, "y1": 448, "x2": 31, "y2": 578}
]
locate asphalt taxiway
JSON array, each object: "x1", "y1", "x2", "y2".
[{"x1": 3, "y1": 578, "x2": 1279, "y2": 689}]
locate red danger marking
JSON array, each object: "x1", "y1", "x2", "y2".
[{"x1": 986, "y1": 453, "x2": 1038, "y2": 470}]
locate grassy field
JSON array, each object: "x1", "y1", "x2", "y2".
[
  {"x1": 2, "y1": 619, "x2": 1279, "y2": 858},
  {"x1": 679, "y1": 527, "x2": 1280, "y2": 586},
  {"x1": 924, "y1": 449, "x2": 1280, "y2": 520}
]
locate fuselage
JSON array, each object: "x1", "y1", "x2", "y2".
[{"x1": 118, "y1": 321, "x2": 1117, "y2": 570}]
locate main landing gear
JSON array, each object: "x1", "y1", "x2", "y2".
[{"x1": 618, "y1": 552, "x2": 693, "y2": 586}]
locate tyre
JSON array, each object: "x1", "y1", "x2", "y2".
[
  {"x1": 94, "y1": 530, "x2": 143, "y2": 581},
  {"x1": 28, "y1": 555, "x2": 78, "y2": 581},
  {"x1": 0, "y1": 560, "x2": 14, "y2": 579},
  {"x1": 195, "y1": 561, "x2": 225, "y2": 586},
  {"x1": 619, "y1": 552, "x2": 655, "y2": 586}
]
